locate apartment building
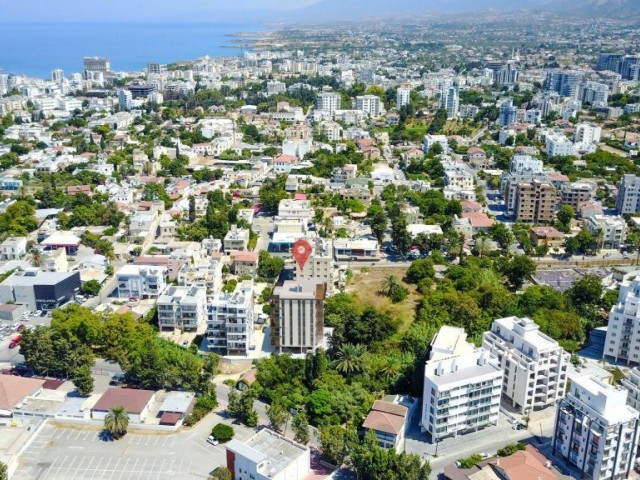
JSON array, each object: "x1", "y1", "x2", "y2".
[
  {"x1": 421, "y1": 326, "x2": 503, "y2": 442},
  {"x1": 584, "y1": 215, "x2": 626, "y2": 249},
  {"x1": 440, "y1": 86, "x2": 459, "y2": 119},
  {"x1": 574, "y1": 124, "x2": 602, "y2": 144},
  {"x1": 355, "y1": 95, "x2": 384, "y2": 118},
  {"x1": 397, "y1": 85, "x2": 412, "y2": 109},
  {"x1": 271, "y1": 279, "x2": 326, "y2": 354},
  {"x1": 223, "y1": 225, "x2": 249, "y2": 255},
  {"x1": 316, "y1": 92, "x2": 341, "y2": 113},
  {"x1": 621, "y1": 367, "x2": 640, "y2": 412},
  {"x1": 157, "y1": 285, "x2": 207, "y2": 331},
  {"x1": 115, "y1": 265, "x2": 167, "y2": 299},
  {"x1": 177, "y1": 258, "x2": 223, "y2": 296},
  {"x1": 553, "y1": 376, "x2": 640, "y2": 480},
  {"x1": 295, "y1": 238, "x2": 335, "y2": 292},
  {"x1": 514, "y1": 180, "x2": 559, "y2": 224},
  {"x1": 604, "y1": 276, "x2": 640, "y2": 365},
  {"x1": 422, "y1": 134, "x2": 448, "y2": 154},
  {"x1": 483, "y1": 316, "x2": 569, "y2": 413},
  {"x1": 616, "y1": 174, "x2": 640, "y2": 215},
  {"x1": 207, "y1": 281, "x2": 254, "y2": 356},
  {"x1": 0, "y1": 236, "x2": 27, "y2": 260},
  {"x1": 560, "y1": 182, "x2": 595, "y2": 210}
]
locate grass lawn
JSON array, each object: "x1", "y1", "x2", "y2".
[{"x1": 346, "y1": 267, "x2": 419, "y2": 333}]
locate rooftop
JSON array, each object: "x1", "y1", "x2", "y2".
[
  {"x1": 0, "y1": 374, "x2": 46, "y2": 411},
  {"x1": 92, "y1": 387, "x2": 155, "y2": 414},
  {"x1": 362, "y1": 400, "x2": 408, "y2": 435}
]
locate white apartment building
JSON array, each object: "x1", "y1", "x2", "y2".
[
  {"x1": 604, "y1": 276, "x2": 640, "y2": 365},
  {"x1": 422, "y1": 134, "x2": 449, "y2": 154},
  {"x1": 271, "y1": 279, "x2": 326, "y2": 354},
  {"x1": 584, "y1": 215, "x2": 626, "y2": 249},
  {"x1": 616, "y1": 174, "x2": 640, "y2": 215},
  {"x1": 266, "y1": 81, "x2": 286, "y2": 96},
  {"x1": 277, "y1": 199, "x2": 313, "y2": 222},
  {"x1": 621, "y1": 367, "x2": 640, "y2": 412},
  {"x1": 295, "y1": 238, "x2": 336, "y2": 293},
  {"x1": 157, "y1": 285, "x2": 207, "y2": 331},
  {"x1": 316, "y1": 92, "x2": 341, "y2": 113},
  {"x1": 355, "y1": 95, "x2": 384, "y2": 118},
  {"x1": 118, "y1": 89, "x2": 133, "y2": 110},
  {"x1": 0, "y1": 236, "x2": 27, "y2": 260},
  {"x1": 397, "y1": 85, "x2": 411, "y2": 109},
  {"x1": 510, "y1": 155, "x2": 544, "y2": 174},
  {"x1": 207, "y1": 280, "x2": 254, "y2": 356},
  {"x1": 553, "y1": 376, "x2": 640, "y2": 480},
  {"x1": 177, "y1": 258, "x2": 223, "y2": 296},
  {"x1": 574, "y1": 123, "x2": 602, "y2": 145},
  {"x1": 546, "y1": 132, "x2": 575, "y2": 157},
  {"x1": 116, "y1": 265, "x2": 167, "y2": 299},
  {"x1": 440, "y1": 86, "x2": 459, "y2": 119},
  {"x1": 482, "y1": 316, "x2": 569, "y2": 413},
  {"x1": 223, "y1": 225, "x2": 250, "y2": 254},
  {"x1": 421, "y1": 326, "x2": 503, "y2": 442}
]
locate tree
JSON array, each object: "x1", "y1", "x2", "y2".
[
  {"x1": 333, "y1": 343, "x2": 367, "y2": 375},
  {"x1": 267, "y1": 402, "x2": 290, "y2": 432},
  {"x1": 245, "y1": 408, "x2": 258, "y2": 427},
  {"x1": 501, "y1": 255, "x2": 536, "y2": 290},
  {"x1": 0, "y1": 461, "x2": 7, "y2": 480},
  {"x1": 81, "y1": 279, "x2": 102, "y2": 296},
  {"x1": 320, "y1": 425, "x2": 352, "y2": 465},
  {"x1": 103, "y1": 406, "x2": 130, "y2": 439},
  {"x1": 489, "y1": 223, "x2": 514, "y2": 251},
  {"x1": 227, "y1": 389, "x2": 243, "y2": 418},
  {"x1": 557, "y1": 204, "x2": 575, "y2": 231},
  {"x1": 188, "y1": 195, "x2": 196, "y2": 223},
  {"x1": 389, "y1": 204, "x2": 411, "y2": 254},
  {"x1": 381, "y1": 275, "x2": 408, "y2": 303},
  {"x1": 292, "y1": 413, "x2": 310, "y2": 444},
  {"x1": 367, "y1": 200, "x2": 387, "y2": 244},
  {"x1": 405, "y1": 259, "x2": 435, "y2": 284},
  {"x1": 72, "y1": 365, "x2": 94, "y2": 396},
  {"x1": 257, "y1": 251, "x2": 285, "y2": 280},
  {"x1": 567, "y1": 275, "x2": 603, "y2": 308},
  {"x1": 211, "y1": 423, "x2": 235, "y2": 442}
]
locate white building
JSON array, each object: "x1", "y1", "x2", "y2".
[
  {"x1": 397, "y1": 85, "x2": 411, "y2": 109},
  {"x1": 546, "y1": 132, "x2": 575, "y2": 157},
  {"x1": 621, "y1": 367, "x2": 640, "y2": 412},
  {"x1": 117, "y1": 89, "x2": 133, "y2": 110},
  {"x1": 0, "y1": 236, "x2": 27, "y2": 260},
  {"x1": 157, "y1": 285, "x2": 207, "y2": 331},
  {"x1": 440, "y1": 86, "x2": 459, "y2": 119},
  {"x1": 295, "y1": 238, "x2": 336, "y2": 293},
  {"x1": 316, "y1": 92, "x2": 341, "y2": 113},
  {"x1": 553, "y1": 376, "x2": 640, "y2": 480},
  {"x1": 584, "y1": 215, "x2": 626, "y2": 249},
  {"x1": 604, "y1": 275, "x2": 640, "y2": 365},
  {"x1": 482, "y1": 316, "x2": 569, "y2": 413},
  {"x1": 115, "y1": 265, "x2": 167, "y2": 299},
  {"x1": 266, "y1": 81, "x2": 286, "y2": 96},
  {"x1": 277, "y1": 199, "x2": 313, "y2": 222},
  {"x1": 422, "y1": 134, "x2": 449, "y2": 154},
  {"x1": 271, "y1": 279, "x2": 326, "y2": 354},
  {"x1": 574, "y1": 123, "x2": 602, "y2": 145},
  {"x1": 207, "y1": 280, "x2": 254, "y2": 356},
  {"x1": 421, "y1": 326, "x2": 503, "y2": 442},
  {"x1": 355, "y1": 95, "x2": 384, "y2": 118},
  {"x1": 223, "y1": 225, "x2": 250, "y2": 254},
  {"x1": 616, "y1": 174, "x2": 640, "y2": 215}
]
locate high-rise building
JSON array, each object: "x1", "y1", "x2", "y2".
[
  {"x1": 440, "y1": 86, "x2": 459, "y2": 119},
  {"x1": 621, "y1": 367, "x2": 640, "y2": 412},
  {"x1": 483, "y1": 316, "x2": 569, "y2": 413},
  {"x1": 603, "y1": 276, "x2": 640, "y2": 365},
  {"x1": 485, "y1": 61, "x2": 519, "y2": 85},
  {"x1": 553, "y1": 375, "x2": 640, "y2": 480},
  {"x1": 596, "y1": 53, "x2": 624, "y2": 73},
  {"x1": 271, "y1": 279, "x2": 326, "y2": 354},
  {"x1": 421, "y1": 326, "x2": 503, "y2": 441},
  {"x1": 498, "y1": 99, "x2": 517, "y2": 127},
  {"x1": 578, "y1": 81, "x2": 610, "y2": 105},
  {"x1": 83, "y1": 56, "x2": 110, "y2": 74},
  {"x1": 118, "y1": 89, "x2": 133, "y2": 110},
  {"x1": 147, "y1": 62, "x2": 163, "y2": 75},
  {"x1": 616, "y1": 174, "x2": 640, "y2": 215},
  {"x1": 514, "y1": 180, "x2": 559, "y2": 224},
  {"x1": 560, "y1": 182, "x2": 595, "y2": 210},
  {"x1": 355, "y1": 95, "x2": 384, "y2": 117},
  {"x1": 50, "y1": 69, "x2": 64, "y2": 83},
  {"x1": 316, "y1": 92, "x2": 341, "y2": 113},
  {"x1": 207, "y1": 280, "x2": 254, "y2": 356},
  {"x1": 574, "y1": 123, "x2": 602, "y2": 144},
  {"x1": 157, "y1": 285, "x2": 207, "y2": 331},
  {"x1": 545, "y1": 70, "x2": 584, "y2": 98},
  {"x1": 397, "y1": 84, "x2": 411, "y2": 109}
]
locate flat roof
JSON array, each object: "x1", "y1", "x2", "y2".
[
  {"x1": 2, "y1": 270, "x2": 78, "y2": 287},
  {"x1": 41, "y1": 232, "x2": 81, "y2": 246},
  {"x1": 159, "y1": 391, "x2": 195, "y2": 414}
]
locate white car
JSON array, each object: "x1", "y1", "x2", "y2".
[
  {"x1": 206, "y1": 435, "x2": 219, "y2": 446},
  {"x1": 34, "y1": 310, "x2": 42, "y2": 316}
]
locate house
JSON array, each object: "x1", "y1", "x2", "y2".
[
  {"x1": 0, "y1": 236, "x2": 27, "y2": 260},
  {"x1": 115, "y1": 265, "x2": 167, "y2": 299},
  {"x1": 461, "y1": 212, "x2": 496, "y2": 234},
  {"x1": 231, "y1": 251, "x2": 259, "y2": 276},
  {"x1": 0, "y1": 374, "x2": 46, "y2": 416},
  {"x1": 273, "y1": 154, "x2": 298, "y2": 173},
  {"x1": 91, "y1": 387, "x2": 156, "y2": 423},
  {"x1": 225, "y1": 429, "x2": 311, "y2": 480},
  {"x1": 530, "y1": 226, "x2": 564, "y2": 248},
  {"x1": 466, "y1": 147, "x2": 490, "y2": 168},
  {"x1": 40, "y1": 231, "x2": 81, "y2": 255},
  {"x1": 362, "y1": 400, "x2": 409, "y2": 452},
  {"x1": 333, "y1": 239, "x2": 379, "y2": 261},
  {"x1": 66, "y1": 185, "x2": 92, "y2": 196},
  {"x1": 157, "y1": 391, "x2": 195, "y2": 426}
]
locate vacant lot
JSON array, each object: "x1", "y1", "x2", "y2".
[{"x1": 347, "y1": 267, "x2": 419, "y2": 332}]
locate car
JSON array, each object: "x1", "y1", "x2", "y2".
[
  {"x1": 206, "y1": 435, "x2": 219, "y2": 446},
  {"x1": 34, "y1": 310, "x2": 42, "y2": 316},
  {"x1": 109, "y1": 374, "x2": 125, "y2": 386},
  {"x1": 16, "y1": 324, "x2": 25, "y2": 332},
  {"x1": 9, "y1": 335, "x2": 22, "y2": 349},
  {"x1": 182, "y1": 340, "x2": 189, "y2": 347},
  {"x1": 40, "y1": 311, "x2": 47, "y2": 317},
  {"x1": 624, "y1": 252, "x2": 630, "y2": 259}
]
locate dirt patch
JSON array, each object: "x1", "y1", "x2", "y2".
[{"x1": 346, "y1": 267, "x2": 419, "y2": 332}]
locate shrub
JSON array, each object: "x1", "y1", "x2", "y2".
[
  {"x1": 497, "y1": 442, "x2": 526, "y2": 457},
  {"x1": 211, "y1": 423, "x2": 235, "y2": 442},
  {"x1": 183, "y1": 391, "x2": 218, "y2": 426},
  {"x1": 457, "y1": 454, "x2": 483, "y2": 469}
]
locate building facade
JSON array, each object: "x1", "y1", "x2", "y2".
[
  {"x1": 207, "y1": 280, "x2": 254, "y2": 356},
  {"x1": 157, "y1": 285, "x2": 207, "y2": 331},
  {"x1": 514, "y1": 180, "x2": 559, "y2": 224}
]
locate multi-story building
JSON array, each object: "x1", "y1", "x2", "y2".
[
  {"x1": 295, "y1": 238, "x2": 336, "y2": 293},
  {"x1": 277, "y1": 199, "x2": 313, "y2": 222},
  {"x1": 266, "y1": 81, "x2": 286, "y2": 96},
  {"x1": 333, "y1": 238, "x2": 379, "y2": 261},
  {"x1": 0, "y1": 236, "x2": 27, "y2": 260},
  {"x1": 498, "y1": 99, "x2": 517, "y2": 127},
  {"x1": 0, "y1": 269, "x2": 81, "y2": 311},
  {"x1": 271, "y1": 279, "x2": 326, "y2": 354},
  {"x1": 316, "y1": 92, "x2": 341, "y2": 113},
  {"x1": 584, "y1": 215, "x2": 626, "y2": 249},
  {"x1": 118, "y1": 89, "x2": 133, "y2": 110},
  {"x1": 485, "y1": 61, "x2": 519, "y2": 85},
  {"x1": 574, "y1": 124, "x2": 602, "y2": 145},
  {"x1": 545, "y1": 70, "x2": 584, "y2": 98},
  {"x1": 397, "y1": 84, "x2": 411, "y2": 109},
  {"x1": 207, "y1": 280, "x2": 254, "y2": 356},
  {"x1": 616, "y1": 174, "x2": 640, "y2": 215},
  {"x1": 483, "y1": 316, "x2": 569, "y2": 413},
  {"x1": 422, "y1": 134, "x2": 449, "y2": 154},
  {"x1": 421, "y1": 326, "x2": 503, "y2": 442},
  {"x1": 177, "y1": 258, "x2": 223, "y2": 296},
  {"x1": 157, "y1": 285, "x2": 207, "y2": 331},
  {"x1": 604, "y1": 276, "x2": 640, "y2": 365},
  {"x1": 50, "y1": 69, "x2": 64, "y2": 83},
  {"x1": 553, "y1": 375, "x2": 640, "y2": 480},
  {"x1": 578, "y1": 81, "x2": 610, "y2": 105},
  {"x1": 621, "y1": 367, "x2": 640, "y2": 412},
  {"x1": 560, "y1": 182, "x2": 595, "y2": 210},
  {"x1": 223, "y1": 225, "x2": 250, "y2": 255},
  {"x1": 440, "y1": 86, "x2": 459, "y2": 119},
  {"x1": 83, "y1": 56, "x2": 110, "y2": 74},
  {"x1": 545, "y1": 132, "x2": 575, "y2": 157},
  {"x1": 596, "y1": 53, "x2": 625, "y2": 73},
  {"x1": 355, "y1": 95, "x2": 384, "y2": 118},
  {"x1": 115, "y1": 265, "x2": 167, "y2": 299},
  {"x1": 514, "y1": 180, "x2": 559, "y2": 224}
]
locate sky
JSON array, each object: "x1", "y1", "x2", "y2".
[{"x1": 0, "y1": 0, "x2": 322, "y2": 22}]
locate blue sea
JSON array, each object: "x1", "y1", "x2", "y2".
[{"x1": 0, "y1": 22, "x2": 263, "y2": 79}]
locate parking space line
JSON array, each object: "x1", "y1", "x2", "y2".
[
  {"x1": 97, "y1": 458, "x2": 112, "y2": 480},
  {"x1": 135, "y1": 459, "x2": 148, "y2": 480},
  {"x1": 118, "y1": 458, "x2": 131, "y2": 480}
]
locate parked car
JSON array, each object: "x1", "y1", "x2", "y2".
[
  {"x1": 34, "y1": 310, "x2": 42, "y2": 316},
  {"x1": 206, "y1": 435, "x2": 219, "y2": 446},
  {"x1": 9, "y1": 335, "x2": 22, "y2": 349},
  {"x1": 16, "y1": 324, "x2": 25, "y2": 332}
]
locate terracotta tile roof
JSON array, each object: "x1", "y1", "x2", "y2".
[
  {"x1": 232, "y1": 251, "x2": 259, "y2": 262},
  {"x1": 0, "y1": 374, "x2": 45, "y2": 410},
  {"x1": 362, "y1": 400, "x2": 408, "y2": 435},
  {"x1": 461, "y1": 212, "x2": 496, "y2": 229},
  {"x1": 92, "y1": 387, "x2": 155, "y2": 414},
  {"x1": 491, "y1": 445, "x2": 558, "y2": 480}
]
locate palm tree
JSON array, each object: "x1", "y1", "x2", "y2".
[
  {"x1": 103, "y1": 406, "x2": 130, "y2": 439},
  {"x1": 30, "y1": 248, "x2": 43, "y2": 267},
  {"x1": 379, "y1": 353, "x2": 403, "y2": 380},
  {"x1": 381, "y1": 275, "x2": 399, "y2": 297},
  {"x1": 333, "y1": 343, "x2": 367, "y2": 375},
  {"x1": 474, "y1": 236, "x2": 490, "y2": 258}
]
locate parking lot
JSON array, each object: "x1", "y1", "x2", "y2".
[{"x1": 12, "y1": 412, "x2": 258, "y2": 480}]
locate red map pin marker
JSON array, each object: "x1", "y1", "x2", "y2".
[{"x1": 292, "y1": 240, "x2": 312, "y2": 271}]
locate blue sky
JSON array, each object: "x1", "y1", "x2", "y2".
[{"x1": 0, "y1": 0, "x2": 321, "y2": 22}]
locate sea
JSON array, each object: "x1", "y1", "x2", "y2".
[{"x1": 0, "y1": 22, "x2": 263, "y2": 79}]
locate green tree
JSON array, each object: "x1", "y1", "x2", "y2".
[
  {"x1": 266, "y1": 402, "x2": 291, "y2": 432},
  {"x1": 557, "y1": 204, "x2": 575, "y2": 231},
  {"x1": 211, "y1": 423, "x2": 235, "y2": 442},
  {"x1": 567, "y1": 275, "x2": 603, "y2": 308},
  {"x1": 188, "y1": 195, "x2": 196, "y2": 223},
  {"x1": 501, "y1": 255, "x2": 536, "y2": 290},
  {"x1": 257, "y1": 251, "x2": 285, "y2": 280},
  {"x1": 405, "y1": 259, "x2": 435, "y2": 284},
  {"x1": 489, "y1": 223, "x2": 514, "y2": 251},
  {"x1": 103, "y1": 406, "x2": 130, "y2": 439},
  {"x1": 366, "y1": 200, "x2": 387, "y2": 244},
  {"x1": 0, "y1": 461, "x2": 7, "y2": 480},
  {"x1": 320, "y1": 425, "x2": 350, "y2": 465},
  {"x1": 333, "y1": 343, "x2": 367, "y2": 375},
  {"x1": 209, "y1": 467, "x2": 233, "y2": 480},
  {"x1": 81, "y1": 279, "x2": 102, "y2": 296},
  {"x1": 292, "y1": 413, "x2": 310, "y2": 444},
  {"x1": 72, "y1": 365, "x2": 94, "y2": 396}
]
